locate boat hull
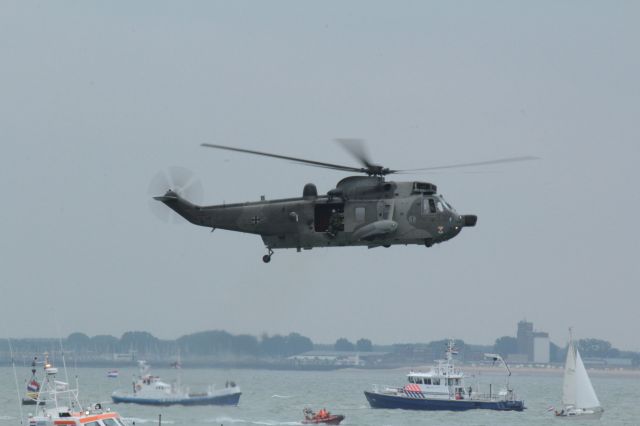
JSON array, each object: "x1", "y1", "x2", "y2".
[
  {"x1": 364, "y1": 391, "x2": 525, "y2": 411},
  {"x1": 112, "y1": 391, "x2": 241, "y2": 406},
  {"x1": 555, "y1": 408, "x2": 604, "y2": 419},
  {"x1": 302, "y1": 414, "x2": 345, "y2": 425}
]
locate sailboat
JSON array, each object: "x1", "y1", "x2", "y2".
[{"x1": 555, "y1": 329, "x2": 604, "y2": 419}]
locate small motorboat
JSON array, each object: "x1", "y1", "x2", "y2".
[{"x1": 302, "y1": 408, "x2": 345, "y2": 425}]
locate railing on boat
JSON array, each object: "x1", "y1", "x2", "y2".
[{"x1": 371, "y1": 384, "x2": 402, "y2": 394}]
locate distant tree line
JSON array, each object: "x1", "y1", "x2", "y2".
[
  {"x1": 0, "y1": 330, "x2": 341, "y2": 360},
  {"x1": 3, "y1": 331, "x2": 638, "y2": 367},
  {"x1": 0, "y1": 331, "x2": 383, "y2": 360},
  {"x1": 334, "y1": 338, "x2": 373, "y2": 352}
]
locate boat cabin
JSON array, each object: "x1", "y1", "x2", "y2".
[{"x1": 404, "y1": 354, "x2": 469, "y2": 399}]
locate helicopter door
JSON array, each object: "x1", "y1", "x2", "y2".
[
  {"x1": 374, "y1": 200, "x2": 395, "y2": 222},
  {"x1": 379, "y1": 200, "x2": 394, "y2": 220},
  {"x1": 314, "y1": 203, "x2": 344, "y2": 232}
]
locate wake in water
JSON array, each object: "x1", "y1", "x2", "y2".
[
  {"x1": 204, "y1": 416, "x2": 301, "y2": 425},
  {"x1": 271, "y1": 394, "x2": 293, "y2": 399},
  {"x1": 123, "y1": 417, "x2": 175, "y2": 424}
]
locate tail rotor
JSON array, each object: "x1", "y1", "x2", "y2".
[{"x1": 148, "y1": 167, "x2": 203, "y2": 223}]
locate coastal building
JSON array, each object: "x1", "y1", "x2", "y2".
[
  {"x1": 516, "y1": 320, "x2": 550, "y2": 363},
  {"x1": 533, "y1": 332, "x2": 550, "y2": 363},
  {"x1": 516, "y1": 320, "x2": 533, "y2": 358}
]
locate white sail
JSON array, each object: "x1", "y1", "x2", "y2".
[
  {"x1": 562, "y1": 340, "x2": 577, "y2": 407},
  {"x1": 574, "y1": 348, "x2": 601, "y2": 409}
]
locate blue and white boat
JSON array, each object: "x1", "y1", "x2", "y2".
[
  {"x1": 111, "y1": 361, "x2": 241, "y2": 406},
  {"x1": 364, "y1": 340, "x2": 525, "y2": 411}
]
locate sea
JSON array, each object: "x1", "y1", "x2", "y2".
[{"x1": 1, "y1": 366, "x2": 638, "y2": 426}]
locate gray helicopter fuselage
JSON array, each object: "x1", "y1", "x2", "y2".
[{"x1": 157, "y1": 176, "x2": 476, "y2": 251}]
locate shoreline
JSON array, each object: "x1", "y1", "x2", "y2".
[{"x1": 2, "y1": 361, "x2": 638, "y2": 377}]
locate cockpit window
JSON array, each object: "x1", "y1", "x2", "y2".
[
  {"x1": 422, "y1": 198, "x2": 437, "y2": 215},
  {"x1": 429, "y1": 199, "x2": 436, "y2": 213},
  {"x1": 438, "y1": 196, "x2": 455, "y2": 212}
]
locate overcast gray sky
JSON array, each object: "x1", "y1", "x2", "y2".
[{"x1": 1, "y1": 1, "x2": 638, "y2": 350}]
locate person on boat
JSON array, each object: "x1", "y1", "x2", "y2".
[{"x1": 303, "y1": 408, "x2": 313, "y2": 420}]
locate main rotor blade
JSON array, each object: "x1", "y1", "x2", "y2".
[
  {"x1": 201, "y1": 143, "x2": 365, "y2": 173},
  {"x1": 399, "y1": 155, "x2": 539, "y2": 172},
  {"x1": 335, "y1": 138, "x2": 374, "y2": 169}
]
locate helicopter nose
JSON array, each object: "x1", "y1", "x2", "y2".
[{"x1": 462, "y1": 215, "x2": 477, "y2": 227}]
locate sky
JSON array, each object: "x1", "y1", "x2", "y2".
[{"x1": 1, "y1": 1, "x2": 639, "y2": 350}]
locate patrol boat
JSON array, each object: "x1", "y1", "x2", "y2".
[
  {"x1": 364, "y1": 340, "x2": 525, "y2": 411},
  {"x1": 111, "y1": 361, "x2": 241, "y2": 406},
  {"x1": 27, "y1": 355, "x2": 128, "y2": 426}
]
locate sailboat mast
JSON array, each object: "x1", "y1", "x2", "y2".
[{"x1": 562, "y1": 330, "x2": 577, "y2": 408}]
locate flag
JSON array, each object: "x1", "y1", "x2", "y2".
[{"x1": 27, "y1": 380, "x2": 40, "y2": 392}]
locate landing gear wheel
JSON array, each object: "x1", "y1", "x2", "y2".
[{"x1": 262, "y1": 248, "x2": 274, "y2": 263}]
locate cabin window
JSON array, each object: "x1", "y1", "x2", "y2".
[
  {"x1": 432, "y1": 378, "x2": 440, "y2": 385},
  {"x1": 355, "y1": 207, "x2": 365, "y2": 223},
  {"x1": 408, "y1": 376, "x2": 414, "y2": 383},
  {"x1": 84, "y1": 422, "x2": 100, "y2": 426},
  {"x1": 103, "y1": 420, "x2": 120, "y2": 426},
  {"x1": 436, "y1": 200, "x2": 444, "y2": 212},
  {"x1": 424, "y1": 378, "x2": 431, "y2": 385}
]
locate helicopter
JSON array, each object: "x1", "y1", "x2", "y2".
[{"x1": 153, "y1": 140, "x2": 536, "y2": 263}]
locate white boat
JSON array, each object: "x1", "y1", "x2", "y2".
[
  {"x1": 27, "y1": 355, "x2": 129, "y2": 426},
  {"x1": 111, "y1": 361, "x2": 241, "y2": 406},
  {"x1": 555, "y1": 329, "x2": 604, "y2": 419}
]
